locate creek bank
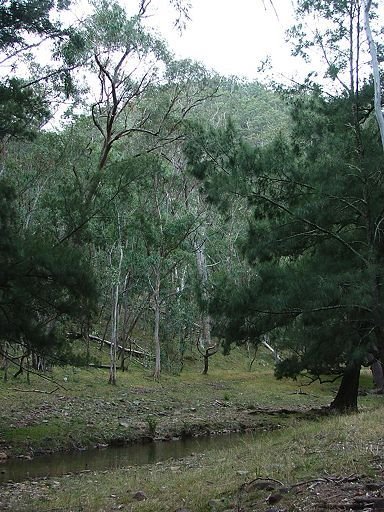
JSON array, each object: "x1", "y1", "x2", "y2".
[{"x1": 0, "y1": 402, "x2": 329, "y2": 461}]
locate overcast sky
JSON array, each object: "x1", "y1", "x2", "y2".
[
  {"x1": 148, "y1": 0, "x2": 301, "y2": 81},
  {"x1": 66, "y1": 0, "x2": 302, "y2": 82}
]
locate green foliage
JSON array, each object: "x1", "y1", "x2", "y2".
[
  {"x1": 145, "y1": 415, "x2": 158, "y2": 437},
  {"x1": 0, "y1": 177, "x2": 97, "y2": 357},
  {"x1": 187, "y1": 80, "x2": 384, "y2": 403},
  {"x1": 184, "y1": 119, "x2": 255, "y2": 211},
  {"x1": 189, "y1": 79, "x2": 290, "y2": 145},
  {"x1": 0, "y1": 78, "x2": 49, "y2": 139},
  {"x1": 0, "y1": 0, "x2": 77, "y2": 138},
  {"x1": 0, "y1": 0, "x2": 68, "y2": 49}
]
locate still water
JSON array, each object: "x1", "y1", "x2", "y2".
[{"x1": 0, "y1": 432, "x2": 257, "y2": 484}]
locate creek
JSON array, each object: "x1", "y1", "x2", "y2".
[{"x1": 0, "y1": 431, "x2": 257, "y2": 484}]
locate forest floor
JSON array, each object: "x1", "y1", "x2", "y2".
[{"x1": 1, "y1": 348, "x2": 384, "y2": 511}]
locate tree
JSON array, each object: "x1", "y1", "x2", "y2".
[
  {"x1": 0, "y1": 177, "x2": 97, "y2": 365},
  {"x1": 187, "y1": 87, "x2": 383, "y2": 411},
  {"x1": 0, "y1": 2, "x2": 98, "y2": 367},
  {"x1": 0, "y1": 1, "x2": 85, "y2": 143},
  {"x1": 0, "y1": 1, "x2": 69, "y2": 49},
  {"x1": 58, "y1": 0, "x2": 217, "y2": 209},
  {"x1": 184, "y1": 0, "x2": 384, "y2": 411},
  {"x1": 363, "y1": 0, "x2": 384, "y2": 150},
  {"x1": 134, "y1": 157, "x2": 198, "y2": 379}
]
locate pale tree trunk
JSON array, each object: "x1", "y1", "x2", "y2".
[
  {"x1": 153, "y1": 265, "x2": 161, "y2": 381},
  {"x1": 109, "y1": 243, "x2": 123, "y2": 385},
  {"x1": 194, "y1": 236, "x2": 216, "y2": 374},
  {"x1": 371, "y1": 359, "x2": 384, "y2": 393},
  {"x1": 174, "y1": 265, "x2": 187, "y2": 369},
  {"x1": 364, "y1": 0, "x2": 384, "y2": 151},
  {"x1": 195, "y1": 238, "x2": 211, "y2": 350},
  {"x1": 262, "y1": 335, "x2": 281, "y2": 363}
]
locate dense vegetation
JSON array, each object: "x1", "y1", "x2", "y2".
[{"x1": 0, "y1": 0, "x2": 383, "y2": 414}]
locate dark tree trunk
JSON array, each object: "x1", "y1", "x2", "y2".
[
  {"x1": 330, "y1": 361, "x2": 361, "y2": 413},
  {"x1": 203, "y1": 350, "x2": 209, "y2": 375}
]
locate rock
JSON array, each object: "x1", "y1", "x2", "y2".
[
  {"x1": 244, "y1": 479, "x2": 277, "y2": 492},
  {"x1": 266, "y1": 492, "x2": 283, "y2": 505},
  {"x1": 366, "y1": 482, "x2": 384, "y2": 491},
  {"x1": 132, "y1": 490, "x2": 147, "y2": 501},
  {"x1": 0, "y1": 452, "x2": 8, "y2": 462},
  {"x1": 236, "y1": 470, "x2": 249, "y2": 476}
]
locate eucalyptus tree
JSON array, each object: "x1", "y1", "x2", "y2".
[
  {"x1": 61, "y1": 0, "x2": 218, "y2": 209},
  {"x1": 363, "y1": 0, "x2": 384, "y2": 150},
  {"x1": 192, "y1": 78, "x2": 290, "y2": 146},
  {"x1": 130, "y1": 156, "x2": 199, "y2": 379},
  {"x1": 63, "y1": 0, "x2": 219, "y2": 380}
]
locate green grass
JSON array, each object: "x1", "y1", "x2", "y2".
[
  {"x1": 3, "y1": 404, "x2": 383, "y2": 511},
  {"x1": 0, "y1": 347, "x2": 379, "y2": 456},
  {"x1": 0, "y1": 346, "x2": 383, "y2": 511}
]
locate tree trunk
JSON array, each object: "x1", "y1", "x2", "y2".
[
  {"x1": 330, "y1": 360, "x2": 361, "y2": 412},
  {"x1": 203, "y1": 350, "x2": 210, "y2": 375},
  {"x1": 109, "y1": 282, "x2": 119, "y2": 385},
  {"x1": 364, "y1": 0, "x2": 384, "y2": 151},
  {"x1": 2, "y1": 342, "x2": 9, "y2": 382},
  {"x1": 371, "y1": 359, "x2": 384, "y2": 393},
  {"x1": 194, "y1": 236, "x2": 215, "y2": 374},
  {"x1": 109, "y1": 243, "x2": 123, "y2": 385},
  {"x1": 153, "y1": 267, "x2": 161, "y2": 381}
]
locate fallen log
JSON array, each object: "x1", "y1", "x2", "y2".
[
  {"x1": 67, "y1": 332, "x2": 154, "y2": 360},
  {"x1": 88, "y1": 334, "x2": 154, "y2": 359}
]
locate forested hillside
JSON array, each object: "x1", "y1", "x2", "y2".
[{"x1": 1, "y1": 0, "x2": 383, "y2": 413}]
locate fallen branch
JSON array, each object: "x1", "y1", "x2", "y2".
[
  {"x1": 67, "y1": 332, "x2": 154, "y2": 359},
  {"x1": 89, "y1": 334, "x2": 153, "y2": 359},
  {"x1": 0, "y1": 349, "x2": 67, "y2": 390},
  {"x1": 10, "y1": 387, "x2": 60, "y2": 394}
]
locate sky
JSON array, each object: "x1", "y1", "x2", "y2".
[
  {"x1": 147, "y1": 0, "x2": 301, "y2": 81},
  {"x1": 65, "y1": 0, "x2": 302, "y2": 83}
]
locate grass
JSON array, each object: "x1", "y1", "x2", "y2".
[
  {"x1": 0, "y1": 347, "x2": 379, "y2": 456},
  {"x1": 1, "y1": 346, "x2": 384, "y2": 511},
  {"x1": 4, "y1": 405, "x2": 384, "y2": 511}
]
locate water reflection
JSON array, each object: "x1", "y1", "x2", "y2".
[{"x1": 0, "y1": 432, "x2": 257, "y2": 483}]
